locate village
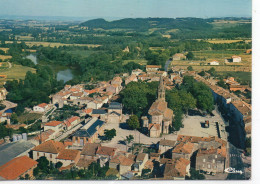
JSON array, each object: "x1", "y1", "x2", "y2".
[{"x1": 0, "y1": 51, "x2": 251, "y2": 180}]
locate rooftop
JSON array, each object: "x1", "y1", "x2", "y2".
[
  {"x1": 96, "y1": 146, "x2": 117, "y2": 157},
  {"x1": 44, "y1": 121, "x2": 63, "y2": 127},
  {"x1": 56, "y1": 149, "x2": 81, "y2": 161},
  {"x1": 73, "y1": 119, "x2": 105, "y2": 138},
  {"x1": 81, "y1": 143, "x2": 100, "y2": 156},
  {"x1": 0, "y1": 140, "x2": 35, "y2": 166},
  {"x1": 0, "y1": 156, "x2": 38, "y2": 180},
  {"x1": 32, "y1": 140, "x2": 65, "y2": 154},
  {"x1": 159, "y1": 139, "x2": 176, "y2": 147}
]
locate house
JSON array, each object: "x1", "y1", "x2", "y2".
[
  {"x1": 91, "y1": 109, "x2": 107, "y2": 120},
  {"x1": 158, "y1": 139, "x2": 176, "y2": 154},
  {"x1": 209, "y1": 60, "x2": 219, "y2": 66},
  {"x1": 231, "y1": 55, "x2": 242, "y2": 63},
  {"x1": 172, "y1": 142, "x2": 195, "y2": 160},
  {"x1": 72, "y1": 118, "x2": 105, "y2": 145},
  {"x1": 63, "y1": 116, "x2": 80, "y2": 130},
  {"x1": 149, "y1": 152, "x2": 160, "y2": 161},
  {"x1": 132, "y1": 69, "x2": 143, "y2": 76},
  {"x1": 56, "y1": 149, "x2": 81, "y2": 167},
  {"x1": 43, "y1": 121, "x2": 64, "y2": 135},
  {"x1": 125, "y1": 74, "x2": 138, "y2": 85},
  {"x1": 31, "y1": 129, "x2": 55, "y2": 145},
  {"x1": 69, "y1": 92, "x2": 84, "y2": 100},
  {"x1": 196, "y1": 146, "x2": 226, "y2": 174},
  {"x1": 133, "y1": 153, "x2": 149, "y2": 173},
  {"x1": 96, "y1": 146, "x2": 117, "y2": 167},
  {"x1": 172, "y1": 53, "x2": 186, "y2": 61},
  {"x1": 80, "y1": 143, "x2": 100, "y2": 160},
  {"x1": 111, "y1": 76, "x2": 122, "y2": 86},
  {"x1": 142, "y1": 76, "x2": 173, "y2": 137},
  {"x1": 87, "y1": 100, "x2": 103, "y2": 109},
  {"x1": 163, "y1": 157, "x2": 190, "y2": 180},
  {"x1": 0, "y1": 156, "x2": 38, "y2": 180},
  {"x1": 245, "y1": 49, "x2": 252, "y2": 54},
  {"x1": 0, "y1": 88, "x2": 7, "y2": 101},
  {"x1": 109, "y1": 154, "x2": 135, "y2": 175},
  {"x1": 0, "y1": 140, "x2": 35, "y2": 167},
  {"x1": 33, "y1": 103, "x2": 50, "y2": 113},
  {"x1": 146, "y1": 65, "x2": 161, "y2": 74},
  {"x1": 106, "y1": 84, "x2": 122, "y2": 95},
  {"x1": 32, "y1": 140, "x2": 66, "y2": 163}
]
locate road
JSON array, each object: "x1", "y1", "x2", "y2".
[
  {"x1": 164, "y1": 59, "x2": 172, "y2": 71},
  {"x1": 226, "y1": 143, "x2": 246, "y2": 180}
]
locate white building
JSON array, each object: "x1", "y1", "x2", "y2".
[
  {"x1": 209, "y1": 60, "x2": 220, "y2": 65},
  {"x1": 33, "y1": 103, "x2": 50, "y2": 113},
  {"x1": 231, "y1": 56, "x2": 242, "y2": 63}
]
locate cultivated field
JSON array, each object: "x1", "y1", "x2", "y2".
[{"x1": 206, "y1": 39, "x2": 251, "y2": 44}]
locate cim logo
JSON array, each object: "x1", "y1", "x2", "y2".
[{"x1": 224, "y1": 167, "x2": 243, "y2": 174}]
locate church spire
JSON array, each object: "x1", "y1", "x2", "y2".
[{"x1": 158, "y1": 75, "x2": 165, "y2": 101}]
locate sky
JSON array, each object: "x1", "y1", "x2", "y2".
[{"x1": 0, "y1": 0, "x2": 252, "y2": 20}]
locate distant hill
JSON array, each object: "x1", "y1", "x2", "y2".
[{"x1": 80, "y1": 17, "x2": 213, "y2": 31}]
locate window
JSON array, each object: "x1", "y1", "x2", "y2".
[
  {"x1": 50, "y1": 154, "x2": 52, "y2": 158},
  {"x1": 37, "y1": 152, "x2": 39, "y2": 158},
  {"x1": 202, "y1": 164, "x2": 205, "y2": 168},
  {"x1": 208, "y1": 164, "x2": 211, "y2": 169},
  {"x1": 213, "y1": 159, "x2": 215, "y2": 163},
  {"x1": 203, "y1": 159, "x2": 206, "y2": 162},
  {"x1": 215, "y1": 155, "x2": 217, "y2": 158}
]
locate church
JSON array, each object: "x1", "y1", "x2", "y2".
[{"x1": 142, "y1": 76, "x2": 174, "y2": 137}]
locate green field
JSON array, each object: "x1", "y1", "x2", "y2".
[
  {"x1": 0, "y1": 64, "x2": 36, "y2": 80},
  {"x1": 18, "y1": 113, "x2": 42, "y2": 123},
  {"x1": 123, "y1": 59, "x2": 148, "y2": 65},
  {"x1": 216, "y1": 71, "x2": 251, "y2": 83}
]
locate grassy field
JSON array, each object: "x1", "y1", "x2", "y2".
[
  {"x1": 217, "y1": 71, "x2": 251, "y2": 82},
  {"x1": 123, "y1": 59, "x2": 148, "y2": 65},
  {"x1": 5, "y1": 41, "x2": 101, "y2": 48},
  {"x1": 18, "y1": 113, "x2": 42, "y2": 123},
  {"x1": 0, "y1": 55, "x2": 12, "y2": 61},
  {"x1": 0, "y1": 64, "x2": 36, "y2": 80}
]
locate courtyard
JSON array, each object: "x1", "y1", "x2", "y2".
[{"x1": 178, "y1": 108, "x2": 228, "y2": 141}]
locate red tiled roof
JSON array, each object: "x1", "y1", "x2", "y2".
[
  {"x1": 44, "y1": 121, "x2": 63, "y2": 127},
  {"x1": 172, "y1": 142, "x2": 194, "y2": 154},
  {"x1": 0, "y1": 156, "x2": 38, "y2": 180},
  {"x1": 96, "y1": 146, "x2": 116, "y2": 157},
  {"x1": 56, "y1": 149, "x2": 80, "y2": 160},
  {"x1": 37, "y1": 103, "x2": 48, "y2": 108},
  {"x1": 32, "y1": 140, "x2": 65, "y2": 154},
  {"x1": 146, "y1": 65, "x2": 161, "y2": 68}
]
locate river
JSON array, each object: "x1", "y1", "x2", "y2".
[{"x1": 26, "y1": 54, "x2": 75, "y2": 83}]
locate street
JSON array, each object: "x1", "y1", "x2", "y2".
[{"x1": 227, "y1": 143, "x2": 246, "y2": 180}]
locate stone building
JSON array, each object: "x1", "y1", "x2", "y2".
[{"x1": 142, "y1": 76, "x2": 173, "y2": 137}]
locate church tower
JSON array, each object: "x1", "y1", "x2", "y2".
[{"x1": 157, "y1": 75, "x2": 165, "y2": 101}]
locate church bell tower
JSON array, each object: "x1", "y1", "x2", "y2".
[{"x1": 158, "y1": 75, "x2": 165, "y2": 101}]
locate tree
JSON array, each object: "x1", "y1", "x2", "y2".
[
  {"x1": 173, "y1": 110, "x2": 183, "y2": 131},
  {"x1": 198, "y1": 71, "x2": 206, "y2": 76},
  {"x1": 55, "y1": 161, "x2": 63, "y2": 169},
  {"x1": 126, "y1": 115, "x2": 140, "y2": 130},
  {"x1": 33, "y1": 167, "x2": 39, "y2": 177},
  {"x1": 207, "y1": 67, "x2": 216, "y2": 76},
  {"x1": 104, "y1": 129, "x2": 116, "y2": 141},
  {"x1": 187, "y1": 66, "x2": 193, "y2": 71},
  {"x1": 186, "y1": 168, "x2": 205, "y2": 180},
  {"x1": 124, "y1": 135, "x2": 134, "y2": 151},
  {"x1": 36, "y1": 156, "x2": 50, "y2": 172},
  {"x1": 217, "y1": 79, "x2": 228, "y2": 89},
  {"x1": 186, "y1": 52, "x2": 194, "y2": 60}
]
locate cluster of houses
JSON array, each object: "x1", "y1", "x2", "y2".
[
  {"x1": 0, "y1": 133, "x2": 228, "y2": 180},
  {"x1": 51, "y1": 76, "x2": 123, "y2": 109},
  {"x1": 184, "y1": 71, "x2": 251, "y2": 149}
]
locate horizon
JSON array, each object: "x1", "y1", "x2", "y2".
[{"x1": 0, "y1": 0, "x2": 252, "y2": 21}]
